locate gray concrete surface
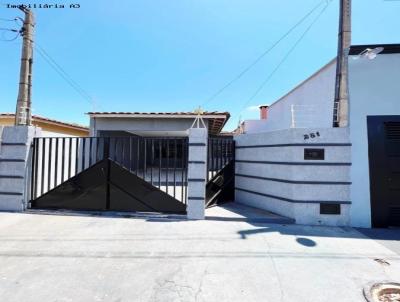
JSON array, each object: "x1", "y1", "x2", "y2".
[
  {"x1": 0, "y1": 211, "x2": 399, "y2": 302},
  {"x1": 356, "y1": 228, "x2": 400, "y2": 256},
  {"x1": 206, "y1": 202, "x2": 295, "y2": 224}
]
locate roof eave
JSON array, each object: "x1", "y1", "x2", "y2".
[{"x1": 87, "y1": 113, "x2": 228, "y2": 119}]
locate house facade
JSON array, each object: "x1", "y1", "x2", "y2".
[
  {"x1": 1, "y1": 43, "x2": 398, "y2": 228},
  {"x1": 6, "y1": 111, "x2": 233, "y2": 219},
  {"x1": 235, "y1": 44, "x2": 400, "y2": 228}
]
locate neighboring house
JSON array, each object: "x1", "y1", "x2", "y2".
[
  {"x1": 235, "y1": 44, "x2": 400, "y2": 228},
  {"x1": 240, "y1": 58, "x2": 336, "y2": 133},
  {"x1": 0, "y1": 113, "x2": 89, "y2": 137}
]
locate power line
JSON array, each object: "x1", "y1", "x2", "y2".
[
  {"x1": 0, "y1": 27, "x2": 18, "y2": 32},
  {"x1": 201, "y1": 0, "x2": 330, "y2": 107},
  {"x1": 236, "y1": 1, "x2": 331, "y2": 119},
  {"x1": 2, "y1": 13, "x2": 99, "y2": 110},
  {"x1": 35, "y1": 43, "x2": 92, "y2": 100},
  {"x1": 0, "y1": 17, "x2": 17, "y2": 22},
  {"x1": 0, "y1": 16, "x2": 22, "y2": 27},
  {"x1": 34, "y1": 43, "x2": 99, "y2": 110},
  {"x1": 0, "y1": 30, "x2": 20, "y2": 41},
  {"x1": 0, "y1": 17, "x2": 23, "y2": 41},
  {"x1": 0, "y1": 24, "x2": 20, "y2": 41}
]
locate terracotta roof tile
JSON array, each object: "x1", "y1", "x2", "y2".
[{"x1": 0, "y1": 113, "x2": 89, "y2": 131}]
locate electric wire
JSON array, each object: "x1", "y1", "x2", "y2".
[
  {"x1": 1, "y1": 13, "x2": 98, "y2": 109},
  {"x1": 0, "y1": 30, "x2": 20, "y2": 41},
  {"x1": 201, "y1": 0, "x2": 330, "y2": 107},
  {"x1": 0, "y1": 17, "x2": 18, "y2": 22},
  {"x1": 0, "y1": 27, "x2": 18, "y2": 32},
  {"x1": 34, "y1": 43, "x2": 98, "y2": 110},
  {"x1": 0, "y1": 24, "x2": 20, "y2": 41},
  {"x1": 236, "y1": 1, "x2": 331, "y2": 121}
]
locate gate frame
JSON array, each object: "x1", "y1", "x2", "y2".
[
  {"x1": 206, "y1": 136, "x2": 235, "y2": 208},
  {"x1": 30, "y1": 135, "x2": 189, "y2": 213}
]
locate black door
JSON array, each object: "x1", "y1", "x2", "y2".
[{"x1": 367, "y1": 116, "x2": 400, "y2": 228}]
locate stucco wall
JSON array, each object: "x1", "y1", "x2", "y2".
[
  {"x1": 348, "y1": 52, "x2": 400, "y2": 228},
  {"x1": 234, "y1": 127, "x2": 351, "y2": 226},
  {"x1": 243, "y1": 60, "x2": 336, "y2": 133}
]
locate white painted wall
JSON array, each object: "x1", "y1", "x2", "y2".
[
  {"x1": 348, "y1": 52, "x2": 400, "y2": 228},
  {"x1": 243, "y1": 59, "x2": 336, "y2": 133}
]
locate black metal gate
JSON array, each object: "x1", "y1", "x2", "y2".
[
  {"x1": 367, "y1": 116, "x2": 400, "y2": 227},
  {"x1": 30, "y1": 136, "x2": 188, "y2": 213},
  {"x1": 206, "y1": 136, "x2": 235, "y2": 208}
]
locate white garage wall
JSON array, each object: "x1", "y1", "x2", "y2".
[{"x1": 348, "y1": 52, "x2": 400, "y2": 228}]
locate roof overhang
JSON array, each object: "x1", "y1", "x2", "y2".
[{"x1": 87, "y1": 112, "x2": 230, "y2": 135}]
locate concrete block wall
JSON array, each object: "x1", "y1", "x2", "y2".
[
  {"x1": 234, "y1": 127, "x2": 351, "y2": 226},
  {"x1": 186, "y1": 127, "x2": 207, "y2": 219},
  {"x1": 0, "y1": 126, "x2": 40, "y2": 211}
]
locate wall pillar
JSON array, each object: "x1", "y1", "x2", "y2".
[
  {"x1": 187, "y1": 127, "x2": 207, "y2": 220},
  {"x1": 0, "y1": 126, "x2": 40, "y2": 211}
]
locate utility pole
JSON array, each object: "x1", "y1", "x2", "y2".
[
  {"x1": 333, "y1": 0, "x2": 351, "y2": 127},
  {"x1": 15, "y1": 7, "x2": 35, "y2": 126}
]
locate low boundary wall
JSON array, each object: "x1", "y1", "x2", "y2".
[{"x1": 234, "y1": 127, "x2": 351, "y2": 226}]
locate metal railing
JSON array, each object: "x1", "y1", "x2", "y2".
[
  {"x1": 31, "y1": 136, "x2": 189, "y2": 203},
  {"x1": 207, "y1": 136, "x2": 235, "y2": 182},
  {"x1": 107, "y1": 136, "x2": 189, "y2": 203},
  {"x1": 290, "y1": 104, "x2": 318, "y2": 128}
]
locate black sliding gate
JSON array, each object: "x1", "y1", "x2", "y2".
[
  {"x1": 30, "y1": 136, "x2": 188, "y2": 213},
  {"x1": 206, "y1": 136, "x2": 235, "y2": 208}
]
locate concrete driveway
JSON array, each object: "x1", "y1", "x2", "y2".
[{"x1": 0, "y1": 210, "x2": 399, "y2": 302}]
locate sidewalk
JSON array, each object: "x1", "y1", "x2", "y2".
[{"x1": 0, "y1": 210, "x2": 399, "y2": 302}]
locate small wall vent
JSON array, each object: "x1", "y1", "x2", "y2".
[
  {"x1": 304, "y1": 148, "x2": 325, "y2": 160},
  {"x1": 320, "y1": 204, "x2": 341, "y2": 215}
]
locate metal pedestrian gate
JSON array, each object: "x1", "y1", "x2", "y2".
[
  {"x1": 206, "y1": 136, "x2": 235, "y2": 208},
  {"x1": 30, "y1": 136, "x2": 188, "y2": 213}
]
